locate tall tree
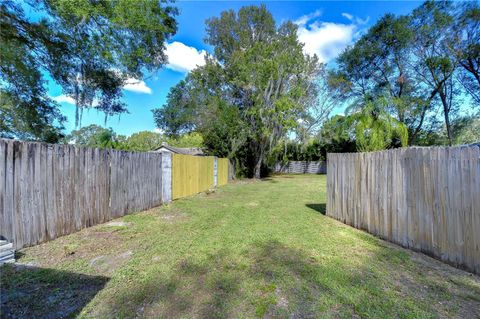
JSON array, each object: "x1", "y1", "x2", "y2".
[
  {"x1": 154, "y1": 5, "x2": 321, "y2": 178},
  {"x1": 329, "y1": 13, "x2": 434, "y2": 145},
  {"x1": 409, "y1": 1, "x2": 458, "y2": 145},
  {"x1": 1, "y1": 0, "x2": 177, "y2": 141},
  {"x1": 295, "y1": 65, "x2": 337, "y2": 143},
  {"x1": 452, "y1": 1, "x2": 480, "y2": 106},
  {"x1": 330, "y1": 1, "x2": 476, "y2": 146}
]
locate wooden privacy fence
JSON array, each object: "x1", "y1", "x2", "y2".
[
  {"x1": 172, "y1": 154, "x2": 214, "y2": 199},
  {"x1": 0, "y1": 139, "x2": 230, "y2": 249},
  {"x1": 274, "y1": 161, "x2": 327, "y2": 174},
  {"x1": 217, "y1": 158, "x2": 229, "y2": 186},
  {"x1": 327, "y1": 146, "x2": 480, "y2": 274}
]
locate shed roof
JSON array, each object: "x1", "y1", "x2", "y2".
[{"x1": 153, "y1": 144, "x2": 205, "y2": 156}]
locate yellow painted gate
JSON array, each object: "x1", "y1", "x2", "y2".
[
  {"x1": 217, "y1": 158, "x2": 229, "y2": 186},
  {"x1": 172, "y1": 154, "x2": 215, "y2": 199}
]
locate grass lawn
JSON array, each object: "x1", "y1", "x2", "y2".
[{"x1": 1, "y1": 175, "x2": 479, "y2": 318}]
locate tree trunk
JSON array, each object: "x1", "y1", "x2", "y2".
[
  {"x1": 254, "y1": 157, "x2": 262, "y2": 179},
  {"x1": 439, "y1": 90, "x2": 452, "y2": 146},
  {"x1": 253, "y1": 143, "x2": 266, "y2": 179},
  {"x1": 410, "y1": 85, "x2": 441, "y2": 145}
]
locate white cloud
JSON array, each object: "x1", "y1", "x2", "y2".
[
  {"x1": 165, "y1": 41, "x2": 207, "y2": 73},
  {"x1": 295, "y1": 12, "x2": 369, "y2": 63},
  {"x1": 123, "y1": 78, "x2": 152, "y2": 94},
  {"x1": 341, "y1": 13, "x2": 353, "y2": 21},
  {"x1": 295, "y1": 10, "x2": 322, "y2": 26},
  {"x1": 109, "y1": 69, "x2": 152, "y2": 94},
  {"x1": 298, "y1": 22, "x2": 356, "y2": 63},
  {"x1": 52, "y1": 94, "x2": 76, "y2": 104},
  {"x1": 51, "y1": 76, "x2": 153, "y2": 106},
  {"x1": 153, "y1": 128, "x2": 164, "y2": 134},
  {"x1": 342, "y1": 12, "x2": 369, "y2": 25},
  {"x1": 52, "y1": 94, "x2": 99, "y2": 107}
]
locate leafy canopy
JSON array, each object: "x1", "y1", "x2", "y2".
[
  {"x1": 1, "y1": 0, "x2": 178, "y2": 141},
  {"x1": 65, "y1": 126, "x2": 204, "y2": 153},
  {"x1": 330, "y1": 0, "x2": 479, "y2": 146},
  {"x1": 154, "y1": 5, "x2": 321, "y2": 177}
]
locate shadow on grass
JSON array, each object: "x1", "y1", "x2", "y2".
[
  {"x1": 69, "y1": 240, "x2": 479, "y2": 318},
  {"x1": 96, "y1": 240, "x2": 426, "y2": 318},
  {"x1": 4, "y1": 241, "x2": 478, "y2": 319},
  {"x1": 99, "y1": 250, "x2": 243, "y2": 318},
  {"x1": 1, "y1": 264, "x2": 109, "y2": 319},
  {"x1": 305, "y1": 203, "x2": 326, "y2": 215},
  {"x1": 247, "y1": 240, "x2": 338, "y2": 318}
]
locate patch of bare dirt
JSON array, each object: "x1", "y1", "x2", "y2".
[
  {"x1": 14, "y1": 225, "x2": 127, "y2": 268},
  {"x1": 229, "y1": 179, "x2": 261, "y2": 185},
  {"x1": 158, "y1": 208, "x2": 188, "y2": 223},
  {"x1": 89, "y1": 251, "x2": 133, "y2": 275},
  {"x1": 275, "y1": 288, "x2": 289, "y2": 309},
  {"x1": 105, "y1": 220, "x2": 132, "y2": 227}
]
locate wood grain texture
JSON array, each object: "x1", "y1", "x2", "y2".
[
  {"x1": 172, "y1": 154, "x2": 215, "y2": 199},
  {"x1": 0, "y1": 139, "x2": 229, "y2": 249},
  {"x1": 109, "y1": 150, "x2": 163, "y2": 217},
  {"x1": 0, "y1": 139, "x2": 163, "y2": 249},
  {"x1": 217, "y1": 158, "x2": 229, "y2": 186},
  {"x1": 327, "y1": 146, "x2": 480, "y2": 274}
]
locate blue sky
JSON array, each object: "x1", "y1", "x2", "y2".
[{"x1": 47, "y1": 1, "x2": 421, "y2": 136}]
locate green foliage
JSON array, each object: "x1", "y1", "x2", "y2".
[
  {"x1": 0, "y1": 4, "x2": 66, "y2": 142},
  {"x1": 269, "y1": 139, "x2": 324, "y2": 165},
  {"x1": 352, "y1": 99, "x2": 408, "y2": 152},
  {"x1": 450, "y1": 115, "x2": 480, "y2": 145},
  {"x1": 168, "y1": 132, "x2": 204, "y2": 149},
  {"x1": 0, "y1": 89, "x2": 65, "y2": 143},
  {"x1": 120, "y1": 131, "x2": 166, "y2": 152},
  {"x1": 329, "y1": 1, "x2": 477, "y2": 147},
  {"x1": 112, "y1": 131, "x2": 204, "y2": 152},
  {"x1": 153, "y1": 5, "x2": 321, "y2": 177},
  {"x1": 318, "y1": 115, "x2": 357, "y2": 154},
  {"x1": 1, "y1": 0, "x2": 178, "y2": 141},
  {"x1": 317, "y1": 99, "x2": 408, "y2": 153},
  {"x1": 66, "y1": 127, "x2": 204, "y2": 152},
  {"x1": 64, "y1": 124, "x2": 123, "y2": 149},
  {"x1": 152, "y1": 80, "x2": 197, "y2": 136}
]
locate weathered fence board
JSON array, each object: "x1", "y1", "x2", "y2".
[
  {"x1": 0, "y1": 139, "x2": 164, "y2": 249},
  {"x1": 274, "y1": 161, "x2": 326, "y2": 174},
  {"x1": 327, "y1": 146, "x2": 480, "y2": 274},
  {"x1": 110, "y1": 150, "x2": 163, "y2": 217},
  {"x1": 0, "y1": 139, "x2": 231, "y2": 249}
]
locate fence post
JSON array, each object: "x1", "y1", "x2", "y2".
[
  {"x1": 213, "y1": 157, "x2": 218, "y2": 187},
  {"x1": 161, "y1": 153, "x2": 172, "y2": 203}
]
